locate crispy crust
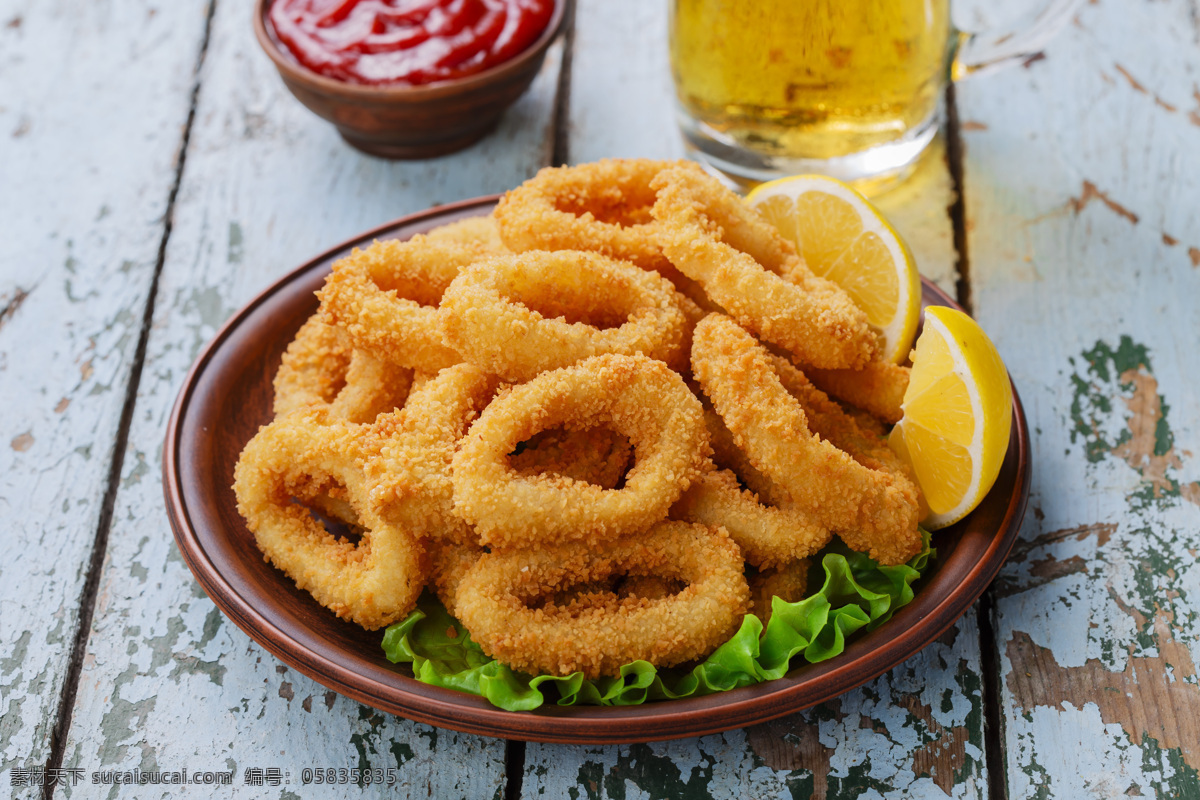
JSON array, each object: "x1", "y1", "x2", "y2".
[
  {"x1": 454, "y1": 521, "x2": 749, "y2": 678},
  {"x1": 439, "y1": 250, "x2": 688, "y2": 381},
  {"x1": 233, "y1": 411, "x2": 426, "y2": 630},
  {"x1": 452, "y1": 354, "x2": 708, "y2": 548},
  {"x1": 317, "y1": 236, "x2": 484, "y2": 372},
  {"x1": 652, "y1": 164, "x2": 877, "y2": 371},
  {"x1": 692, "y1": 314, "x2": 922, "y2": 565}
]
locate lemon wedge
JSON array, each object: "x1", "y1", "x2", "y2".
[
  {"x1": 888, "y1": 306, "x2": 1013, "y2": 529},
  {"x1": 746, "y1": 175, "x2": 921, "y2": 364}
]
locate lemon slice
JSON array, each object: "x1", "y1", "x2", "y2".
[
  {"x1": 746, "y1": 175, "x2": 921, "y2": 364},
  {"x1": 888, "y1": 306, "x2": 1013, "y2": 529}
]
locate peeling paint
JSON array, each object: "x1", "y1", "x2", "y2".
[
  {"x1": 1068, "y1": 337, "x2": 1200, "y2": 509},
  {"x1": 0, "y1": 286, "x2": 30, "y2": 328},
  {"x1": 10, "y1": 432, "x2": 33, "y2": 451},
  {"x1": 1068, "y1": 180, "x2": 1139, "y2": 224},
  {"x1": 900, "y1": 692, "x2": 971, "y2": 794},
  {"x1": 1007, "y1": 610, "x2": 1200, "y2": 781}
]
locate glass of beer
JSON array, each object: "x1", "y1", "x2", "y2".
[{"x1": 669, "y1": 0, "x2": 1081, "y2": 191}]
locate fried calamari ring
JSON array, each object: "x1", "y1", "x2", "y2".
[
  {"x1": 453, "y1": 521, "x2": 749, "y2": 678},
  {"x1": 233, "y1": 411, "x2": 425, "y2": 629},
  {"x1": 508, "y1": 426, "x2": 632, "y2": 490},
  {"x1": 494, "y1": 160, "x2": 720, "y2": 312},
  {"x1": 438, "y1": 251, "x2": 688, "y2": 382},
  {"x1": 494, "y1": 159, "x2": 676, "y2": 272},
  {"x1": 806, "y1": 359, "x2": 910, "y2": 425},
  {"x1": 424, "y1": 214, "x2": 509, "y2": 254},
  {"x1": 273, "y1": 315, "x2": 414, "y2": 423},
  {"x1": 671, "y1": 468, "x2": 831, "y2": 568},
  {"x1": 452, "y1": 354, "x2": 708, "y2": 548},
  {"x1": 692, "y1": 314, "x2": 922, "y2": 565},
  {"x1": 317, "y1": 235, "x2": 485, "y2": 373},
  {"x1": 652, "y1": 164, "x2": 877, "y2": 371},
  {"x1": 747, "y1": 560, "x2": 810, "y2": 625},
  {"x1": 365, "y1": 364, "x2": 501, "y2": 544}
]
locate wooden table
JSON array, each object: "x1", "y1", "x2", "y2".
[{"x1": 4, "y1": 0, "x2": 1199, "y2": 797}]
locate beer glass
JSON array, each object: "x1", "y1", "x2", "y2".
[{"x1": 669, "y1": 0, "x2": 1082, "y2": 190}]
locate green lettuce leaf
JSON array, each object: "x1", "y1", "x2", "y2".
[{"x1": 382, "y1": 529, "x2": 933, "y2": 711}]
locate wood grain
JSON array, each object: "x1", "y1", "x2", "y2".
[
  {"x1": 0, "y1": 0, "x2": 211, "y2": 791},
  {"x1": 957, "y1": 0, "x2": 1200, "y2": 795},
  {"x1": 51, "y1": 0, "x2": 564, "y2": 794}
]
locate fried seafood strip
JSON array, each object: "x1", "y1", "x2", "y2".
[
  {"x1": 747, "y1": 560, "x2": 810, "y2": 626},
  {"x1": 426, "y1": 539, "x2": 485, "y2": 615},
  {"x1": 454, "y1": 521, "x2": 749, "y2": 678},
  {"x1": 703, "y1": 404, "x2": 781, "y2": 501},
  {"x1": 452, "y1": 354, "x2": 708, "y2": 548},
  {"x1": 317, "y1": 236, "x2": 486, "y2": 373},
  {"x1": 652, "y1": 164, "x2": 877, "y2": 371},
  {"x1": 671, "y1": 468, "x2": 831, "y2": 568},
  {"x1": 768, "y1": 354, "x2": 912, "y2": 473},
  {"x1": 233, "y1": 411, "x2": 426, "y2": 629},
  {"x1": 508, "y1": 426, "x2": 632, "y2": 490},
  {"x1": 805, "y1": 359, "x2": 910, "y2": 425},
  {"x1": 439, "y1": 250, "x2": 688, "y2": 381},
  {"x1": 273, "y1": 315, "x2": 414, "y2": 423},
  {"x1": 364, "y1": 364, "x2": 502, "y2": 544},
  {"x1": 692, "y1": 314, "x2": 922, "y2": 565}
]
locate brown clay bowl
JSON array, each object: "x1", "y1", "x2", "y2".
[
  {"x1": 253, "y1": 0, "x2": 567, "y2": 158},
  {"x1": 164, "y1": 196, "x2": 1031, "y2": 743}
]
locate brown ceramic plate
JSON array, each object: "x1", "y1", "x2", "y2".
[{"x1": 164, "y1": 196, "x2": 1030, "y2": 744}]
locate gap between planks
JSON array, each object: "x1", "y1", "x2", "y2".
[
  {"x1": 945, "y1": 81, "x2": 1008, "y2": 800},
  {"x1": 38, "y1": 3, "x2": 220, "y2": 798},
  {"x1": 550, "y1": 0, "x2": 578, "y2": 167}
]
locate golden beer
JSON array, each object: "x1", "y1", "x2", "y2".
[{"x1": 669, "y1": 0, "x2": 951, "y2": 165}]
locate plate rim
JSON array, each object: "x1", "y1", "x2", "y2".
[{"x1": 163, "y1": 195, "x2": 1031, "y2": 744}]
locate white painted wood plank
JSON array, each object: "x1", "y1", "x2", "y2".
[
  {"x1": 523, "y1": 2, "x2": 976, "y2": 797},
  {"x1": 522, "y1": 615, "x2": 985, "y2": 800},
  {"x1": 957, "y1": 0, "x2": 1200, "y2": 795},
  {"x1": 54, "y1": 1, "x2": 566, "y2": 796},
  {"x1": 0, "y1": 0, "x2": 210, "y2": 792}
]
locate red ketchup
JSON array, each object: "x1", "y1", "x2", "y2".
[{"x1": 268, "y1": 0, "x2": 555, "y2": 86}]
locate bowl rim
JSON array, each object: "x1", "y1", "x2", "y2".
[
  {"x1": 164, "y1": 195, "x2": 1031, "y2": 744},
  {"x1": 252, "y1": 0, "x2": 569, "y2": 99}
]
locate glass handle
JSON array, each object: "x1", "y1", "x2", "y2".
[{"x1": 949, "y1": 0, "x2": 1084, "y2": 81}]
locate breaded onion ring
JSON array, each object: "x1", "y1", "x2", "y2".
[
  {"x1": 806, "y1": 359, "x2": 910, "y2": 425},
  {"x1": 317, "y1": 235, "x2": 485, "y2": 372},
  {"x1": 748, "y1": 560, "x2": 810, "y2": 625},
  {"x1": 652, "y1": 164, "x2": 877, "y2": 371},
  {"x1": 438, "y1": 251, "x2": 687, "y2": 382},
  {"x1": 508, "y1": 426, "x2": 632, "y2": 490},
  {"x1": 454, "y1": 521, "x2": 749, "y2": 678},
  {"x1": 365, "y1": 364, "x2": 501, "y2": 544},
  {"x1": 692, "y1": 314, "x2": 922, "y2": 565},
  {"x1": 452, "y1": 354, "x2": 708, "y2": 548},
  {"x1": 671, "y1": 468, "x2": 831, "y2": 568},
  {"x1": 273, "y1": 315, "x2": 413, "y2": 423},
  {"x1": 233, "y1": 411, "x2": 425, "y2": 630}
]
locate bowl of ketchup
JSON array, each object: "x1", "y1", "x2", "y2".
[{"x1": 254, "y1": 0, "x2": 566, "y2": 158}]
